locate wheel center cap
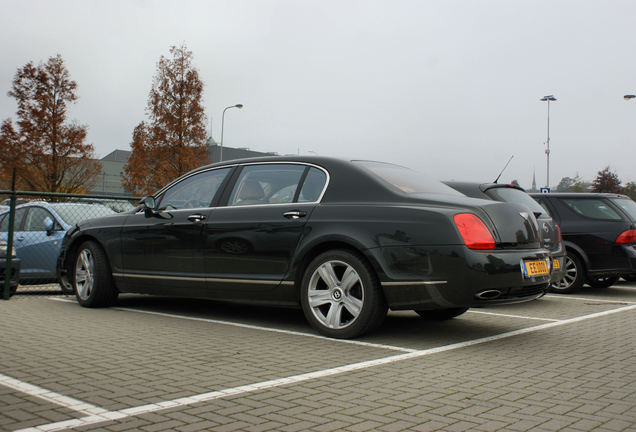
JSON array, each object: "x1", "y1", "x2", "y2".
[{"x1": 332, "y1": 287, "x2": 344, "y2": 301}]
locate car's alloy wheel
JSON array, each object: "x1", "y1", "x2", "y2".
[
  {"x1": 301, "y1": 250, "x2": 387, "y2": 338},
  {"x1": 587, "y1": 275, "x2": 618, "y2": 289},
  {"x1": 75, "y1": 248, "x2": 95, "y2": 301},
  {"x1": 550, "y1": 253, "x2": 584, "y2": 294},
  {"x1": 414, "y1": 307, "x2": 469, "y2": 320},
  {"x1": 72, "y1": 241, "x2": 118, "y2": 307}
]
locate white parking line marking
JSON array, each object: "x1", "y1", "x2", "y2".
[
  {"x1": 467, "y1": 310, "x2": 560, "y2": 322},
  {"x1": 545, "y1": 294, "x2": 636, "y2": 304},
  {"x1": 13, "y1": 304, "x2": 636, "y2": 432},
  {"x1": 0, "y1": 374, "x2": 109, "y2": 417},
  {"x1": 49, "y1": 298, "x2": 416, "y2": 353}
]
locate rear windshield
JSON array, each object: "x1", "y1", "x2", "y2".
[
  {"x1": 610, "y1": 198, "x2": 636, "y2": 221},
  {"x1": 353, "y1": 161, "x2": 463, "y2": 196},
  {"x1": 485, "y1": 187, "x2": 546, "y2": 215}
]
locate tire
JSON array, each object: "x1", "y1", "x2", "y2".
[
  {"x1": 300, "y1": 249, "x2": 387, "y2": 338},
  {"x1": 550, "y1": 252, "x2": 584, "y2": 294},
  {"x1": 587, "y1": 275, "x2": 619, "y2": 289},
  {"x1": 414, "y1": 307, "x2": 469, "y2": 320},
  {"x1": 622, "y1": 274, "x2": 636, "y2": 282},
  {"x1": 71, "y1": 241, "x2": 118, "y2": 307}
]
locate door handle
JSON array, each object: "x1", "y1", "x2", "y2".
[
  {"x1": 188, "y1": 214, "x2": 207, "y2": 223},
  {"x1": 283, "y1": 211, "x2": 306, "y2": 220}
]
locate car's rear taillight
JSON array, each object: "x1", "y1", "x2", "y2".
[
  {"x1": 453, "y1": 213, "x2": 496, "y2": 250},
  {"x1": 616, "y1": 229, "x2": 636, "y2": 244},
  {"x1": 556, "y1": 224, "x2": 562, "y2": 243}
]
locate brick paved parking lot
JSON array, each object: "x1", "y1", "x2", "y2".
[{"x1": 1, "y1": 282, "x2": 635, "y2": 432}]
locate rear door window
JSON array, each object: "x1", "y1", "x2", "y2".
[
  {"x1": 228, "y1": 164, "x2": 306, "y2": 206},
  {"x1": 0, "y1": 208, "x2": 26, "y2": 232},
  {"x1": 298, "y1": 167, "x2": 327, "y2": 202},
  {"x1": 563, "y1": 199, "x2": 622, "y2": 221}
]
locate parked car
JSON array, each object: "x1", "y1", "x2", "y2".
[
  {"x1": 0, "y1": 239, "x2": 20, "y2": 297},
  {"x1": 58, "y1": 156, "x2": 552, "y2": 338},
  {"x1": 0, "y1": 202, "x2": 115, "y2": 287},
  {"x1": 445, "y1": 182, "x2": 565, "y2": 285},
  {"x1": 530, "y1": 193, "x2": 636, "y2": 292}
]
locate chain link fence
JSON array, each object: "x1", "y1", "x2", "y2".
[{"x1": 1, "y1": 190, "x2": 138, "y2": 299}]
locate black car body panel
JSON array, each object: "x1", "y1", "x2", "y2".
[
  {"x1": 446, "y1": 182, "x2": 565, "y2": 283},
  {"x1": 58, "y1": 157, "x2": 551, "y2": 316},
  {"x1": 530, "y1": 192, "x2": 636, "y2": 278}
]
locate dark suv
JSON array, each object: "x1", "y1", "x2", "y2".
[
  {"x1": 530, "y1": 193, "x2": 636, "y2": 292},
  {"x1": 445, "y1": 182, "x2": 565, "y2": 284}
]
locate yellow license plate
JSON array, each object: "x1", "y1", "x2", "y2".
[
  {"x1": 552, "y1": 258, "x2": 561, "y2": 270},
  {"x1": 523, "y1": 259, "x2": 550, "y2": 277}
]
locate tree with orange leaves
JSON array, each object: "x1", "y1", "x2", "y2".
[
  {"x1": 123, "y1": 44, "x2": 209, "y2": 196},
  {"x1": 0, "y1": 54, "x2": 100, "y2": 192}
]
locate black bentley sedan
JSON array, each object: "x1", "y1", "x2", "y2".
[
  {"x1": 444, "y1": 182, "x2": 565, "y2": 286},
  {"x1": 58, "y1": 157, "x2": 552, "y2": 338}
]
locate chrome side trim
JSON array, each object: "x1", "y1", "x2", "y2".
[
  {"x1": 112, "y1": 273, "x2": 283, "y2": 285},
  {"x1": 381, "y1": 281, "x2": 448, "y2": 287}
]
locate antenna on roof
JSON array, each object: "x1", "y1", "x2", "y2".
[{"x1": 493, "y1": 155, "x2": 514, "y2": 184}]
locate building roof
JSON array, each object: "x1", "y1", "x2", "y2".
[{"x1": 101, "y1": 149, "x2": 132, "y2": 163}]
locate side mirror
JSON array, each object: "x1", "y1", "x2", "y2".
[
  {"x1": 140, "y1": 196, "x2": 172, "y2": 219},
  {"x1": 141, "y1": 196, "x2": 156, "y2": 210},
  {"x1": 140, "y1": 196, "x2": 156, "y2": 218},
  {"x1": 43, "y1": 216, "x2": 55, "y2": 235}
]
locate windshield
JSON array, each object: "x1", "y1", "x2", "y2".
[
  {"x1": 610, "y1": 198, "x2": 636, "y2": 221},
  {"x1": 353, "y1": 161, "x2": 463, "y2": 196},
  {"x1": 485, "y1": 187, "x2": 546, "y2": 215},
  {"x1": 53, "y1": 204, "x2": 115, "y2": 226}
]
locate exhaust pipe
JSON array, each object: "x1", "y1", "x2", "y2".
[{"x1": 475, "y1": 289, "x2": 502, "y2": 300}]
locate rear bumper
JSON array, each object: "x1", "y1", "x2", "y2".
[{"x1": 369, "y1": 245, "x2": 551, "y2": 310}]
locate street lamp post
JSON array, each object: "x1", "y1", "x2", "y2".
[
  {"x1": 540, "y1": 95, "x2": 557, "y2": 189},
  {"x1": 220, "y1": 104, "x2": 244, "y2": 162}
]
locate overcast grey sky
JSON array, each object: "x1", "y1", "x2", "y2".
[{"x1": 1, "y1": 0, "x2": 635, "y2": 188}]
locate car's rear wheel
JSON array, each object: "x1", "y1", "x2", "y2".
[
  {"x1": 72, "y1": 241, "x2": 118, "y2": 307},
  {"x1": 300, "y1": 250, "x2": 387, "y2": 338},
  {"x1": 587, "y1": 275, "x2": 619, "y2": 289},
  {"x1": 622, "y1": 274, "x2": 636, "y2": 282},
  {"x1": 550, "y1": 252, "x2": 584, "y2": 293},
  {"x1": 414, "y1": 307, "x2": 469, "y2": 320}
]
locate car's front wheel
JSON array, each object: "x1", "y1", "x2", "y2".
[
  {"x1": 414, "y1": 307, "x2": 469, "y2": 320},
  {"x1": 587, "y1": 275, "x2": 618, "y2": 289},
  {"x1": 300, "y1": 250, "x2": 387, "y2": 338},
  {"x1": 72, "y1": 241, "x2": 118, "y2": 307},
  {"x1": 550, "y1": 252, "x2": 584, "y2": 294}
]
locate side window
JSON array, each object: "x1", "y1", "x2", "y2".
[
  {"x1": 158, "y1": 168, "x2": 231, "y2": 210},
  {"x1": 563, "y1": 199, "x2": 622, "y2": 221},
  {"x1": 298, "y1": 167, "x2": 327, "y2": 202},
  {"x1": 24, "y1": 207, "x2": 55, "y2": 231},
  {"x1": 0, "y1": 208, "x2": 26, "y2": 232},
  {"x1": 229, "y1": 164, "x2": 305, "y2": 206}
]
